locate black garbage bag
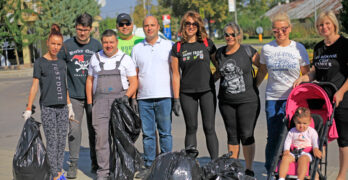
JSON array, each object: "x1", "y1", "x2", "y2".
[
  {"x1": 13, "y1": 117, "x2": 50, "y2": 180},
  {"x1": 145, "y1": 148, "x2": 203, "y2": 180},
  {"x1": 110, "y1": 98, "x2": 143, "y2": 180},
  {"x1": 203, "y1": 153, "x2": 255, "y2": 180}
]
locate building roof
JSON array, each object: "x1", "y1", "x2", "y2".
[{"x1": 265, "y1": 0, "x2": 342, "y2": 19}]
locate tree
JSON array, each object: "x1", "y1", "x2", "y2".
[
  {"x1": 158, "y1": 0, "x2": 229, "y2": 38},
  {"x1": 132, "y1": 0, "x2": 154, "y2": 27},
  {"x1": 341, "y1": 0, "x2": 348, "y2": 34},
  {"x1": 237, "y1": 0, "x2": 272, "y2": 37},
  {"x1": 34, "y1": 0, "x2": 100, "y2": 39},
  {"x1": 99, "y1": 17, "x2": 116, "y2": 35},
  {"x1": 0, "y1": 0, "x2": 37, "y2": 65}
]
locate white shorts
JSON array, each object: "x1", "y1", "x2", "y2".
[{"x1": 290, "y1": 151, "x2": 312, "y2": 162}]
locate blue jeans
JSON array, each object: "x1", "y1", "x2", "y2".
[
  {"x1": 264, "y1": 100, "x2": 287, "y2": 172},
  {"x1": 138, "y1": 98, "x2": 173, "y2": 167}
]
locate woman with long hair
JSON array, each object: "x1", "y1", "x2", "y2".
[
  {"x1": 294, "y1": 11, "x2": 348, "y2": 180},
  {"x1": 171, "y1": 10, "x2": 219, "y2": 160},
  {"x1": 23, "y1": 24, "x2": 74, "y2": 180}
]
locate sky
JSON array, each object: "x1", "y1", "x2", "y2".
[{"x1": 100, "y1": 0, "x2": 158, "y2": 19}]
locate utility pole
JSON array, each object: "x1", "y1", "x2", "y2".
[
  {"x1": 143, "y1": 0, "x2": 146, "y2": 17},
  {"x1": 314, "y1": 0, "x2": 317, "y2": 23}
]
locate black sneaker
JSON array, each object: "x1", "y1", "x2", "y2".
[
  {"x1": 245, "y1": 169, "x2": 255, "y2": 177},
  {"x1": 67, "y1": 161, "x2": 77, "y2": 179},
  {"x1": 135, "y1": 167, "x2": 150, "y2": 179}
]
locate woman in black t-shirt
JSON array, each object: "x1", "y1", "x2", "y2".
[
  {"x1": 171, "y1": 10, "x2": 219, "y2": 160},
  {"x1": 23, "y1": 24, "x2": 75, "y2": 180},
  {"x1": 294, "y1": 11, "x2": 348, "y2": 180},
  {"x1": 215, "y1": 22, "x2": 260, "y2": 177}
]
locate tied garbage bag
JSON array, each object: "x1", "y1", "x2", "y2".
[
  {"x1": 13, "y1": 117, "x2": 50, "y2": 180},
  {"x1": 110, "y1": 98, "x2": 143, "y2": 180},
  {"x1": 203, "y1": 152, "x2": 255, "y2": 180},
  {"x1": 145, "y1": 148, "x2": 203, "y2": 180}
]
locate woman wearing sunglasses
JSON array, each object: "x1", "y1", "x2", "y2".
[
  {"x1": 171, "y1": 10, "x2": 219, "y2": 160},
  {"x1": 256, "y1": 12, "x2": 310, "y2": 174},
  {"x1": 214, "y1": 22, "x2": 260, "y2": 177}
]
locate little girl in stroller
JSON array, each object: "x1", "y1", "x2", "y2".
[
  {"x1": 268, "y1": 82, "x2": 339, "y2": 180},
  {"x1": 278, "y1": 107, "x2": 322, "y2": 180}
]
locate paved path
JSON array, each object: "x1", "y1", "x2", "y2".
[{"x1": 0, "y1": 67, "x2": 340, "y2": 180}]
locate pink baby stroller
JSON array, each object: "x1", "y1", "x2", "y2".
[{"x1": 268, "y1": 82, "x2": 339, "y2": 180}]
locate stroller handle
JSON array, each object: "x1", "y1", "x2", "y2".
[{"x1": 312, "y1": 81, "x2": 338, "y2": 92}]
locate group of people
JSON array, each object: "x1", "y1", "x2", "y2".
[{"x1": 21, "y1": 9, "x2": 348, "y2": 180}]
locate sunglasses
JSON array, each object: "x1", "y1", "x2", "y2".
[
  {"x1": 118, "y1": 22, "x2": 131, "y2": 27},
  {"x1": 224, "y1": 32, "x2": 237, "y2": 38},
  {"x1": 185, "y1": 21, "x2": 199, "y2": 27},
  {"x1": 272, "y1": 26, "x2": 289, "y2": 34}
]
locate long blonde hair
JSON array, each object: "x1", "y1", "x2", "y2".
[{"x1": 179, "y1": 11, "x2": 208, "y2": 43}]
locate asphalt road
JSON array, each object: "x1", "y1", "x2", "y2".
[{"x1": 0, "y1": 68, "x2": 341, "y2": 179}]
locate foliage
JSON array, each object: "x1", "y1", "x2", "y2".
[
  {"x1": 0, "y1": 0, "x2": 37, "y2": 47},
  {"x1": 99, "y1": 17, "x2": 116, "y2": 35},
  {"x1": 34, "y1": 0, "x2": 100, "y2": 39},
  {"x1": 158, "y1": 0, "x2": 229, "y2": 38},
  {"x1": 0, "y1": 0, "x2": 38, "y2": 64},
  {"x1": 237, "y1": 0, "x2": 273, "y2": 37},
  {"x1": 293, "y1": 37, "x2": 322, "y2": 49},
  {"x1": 289, "y1": 18, "x2": 318, "y2": 39},
  {"x1": 340, "y1": 0, "x2": 348, "y2": 33},
  {"x1": 132, "y1": 0, "x2": 154, "y2": 27}
]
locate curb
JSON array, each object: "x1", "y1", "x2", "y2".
[{"x1": 0, "y1": 67, "x2": 33, "y2": 79}]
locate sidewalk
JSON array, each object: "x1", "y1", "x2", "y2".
[
  {"x1": 1, "y1": 147, "x2": 340, "y2": 180},
  {"x1": 0, "y1": 66, "x2": 33, "y2": 79},
  {"x1": 0, "y1": 67, "x2": 341, "y2": 180}
]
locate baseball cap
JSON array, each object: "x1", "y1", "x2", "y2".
[{"x1": 117, "y1": 13, "x2": 132, "y2": 24}]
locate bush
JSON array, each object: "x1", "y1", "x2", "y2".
[
  {"x1": 293, "y1": 38, "x2": 322, "y2": 49},
  {"x1": 243, "y1": 33, "x2": 249, "y2": 40}
]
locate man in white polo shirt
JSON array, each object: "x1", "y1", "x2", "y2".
[
  {"x1": 86, "y1": 29, "x2": 137, "y2": 180},
  {"x1": 131, "y1": 16, "x2": 174, "y2": 177}
]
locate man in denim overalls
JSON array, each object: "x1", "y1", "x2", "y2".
[{"x1": 86, "y1": 29, "x2": 138, "y2": 180}]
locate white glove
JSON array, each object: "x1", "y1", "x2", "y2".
[
  {"x1": 67, "y1": 104, "x2": 75, "y2": 120},
  {"x1": 22, "y1": 110, "x2": 32, "y2": 121}
]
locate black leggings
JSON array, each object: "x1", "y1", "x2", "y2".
[
  {"x1": 180, "y1": 90, "x2": 219, "y2": 159},
  {"x1": 219, "y1": 98, "x2": 260, "y2": 146},
  {"x1": 334, "y1": 107, "x2": 348, "y2": 147}
]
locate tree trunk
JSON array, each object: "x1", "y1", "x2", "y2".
[{"x1": 14, "y1": 45, "x2": 20, "y2": 68}]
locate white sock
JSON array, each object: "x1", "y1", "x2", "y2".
[{"x1": 278, "y1": 178, "x2": 285, "y2": 180}]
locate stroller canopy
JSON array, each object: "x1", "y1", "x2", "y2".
[{"x1": 286, "y1": 83, "x2": 338, "y2": 142}]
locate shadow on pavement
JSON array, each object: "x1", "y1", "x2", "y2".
[{"x1": 63, "y1": 146, "x2": 95, "y2": 179}]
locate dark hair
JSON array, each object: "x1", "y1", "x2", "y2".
[
  {"x1": 75, "y1": 13, "x2": 93, "y2": 27},
  {"x1": 101, "y1": 29, "x2": 117, "y2": 41},
  {"x1": 48, "y1": 24, "x2": 63, "y2": 40},
  {"x1": 293, "y1": 107, "x2": 311, "y2": 121},
  {"x1": 179, "y1": 11, "x2": 207, "y2": 43}
]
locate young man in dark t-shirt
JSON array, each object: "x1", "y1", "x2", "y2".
[{"x1": 57, "y1": 13, "x2": 102, "y2": 179}]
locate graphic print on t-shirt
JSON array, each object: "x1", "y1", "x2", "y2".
[
  {"x1": 52, "y1": 63, "x2": 64, "y2": 102},
  {"x1": 220, "y1": 59, "x2": 245, "y2": 94},
  {"x1": 268, "y1": 52, "x2": 298, "y2": 84},
  {"x1": 314, "y1": 54, "x2": 336, "y2": 70},
  {"x1": 182, "y1": 50, "x2": 204, "y2": 61},
  {"x1": 68, "y1": 49, "x2": 94, "y2": 76}
]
